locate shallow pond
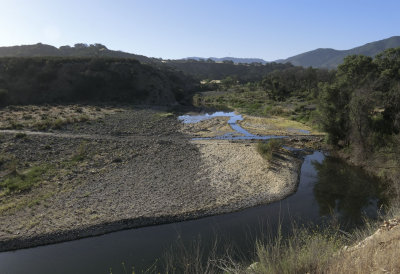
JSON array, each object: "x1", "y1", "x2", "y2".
[{"x1": 0, "y1": 151, "x2": 388, "y2": 273}]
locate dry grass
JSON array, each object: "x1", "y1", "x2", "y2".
[
  {"x1": 163, "y1": 237, "x2": 221, "y2": 274},
  {"x1": 0, "y1": 105, "x2": 123, "y2": 130},
  {"x1": 328, "y1": 226, "x2": 400, "y2": 273},
  {"x1": 327, "y1": 205, "x2": 400, "y2": 274},
  {"x1": 232, "y1": 227, "x2": 343, "y2": 274},
  {"x1": 213, "y1": 204, "x2": 400, "y2": 274},
  {"x1": 240, "y1": 115, "x2": 323, "y2": 136},
  {"x1": 180, "y1": 116, "x2": 235, "y2": 138}
]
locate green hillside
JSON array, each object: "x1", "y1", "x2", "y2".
[
  {"x1": 277, "y1": 36, "x2": 400, "y2": 68},
  {"x1": 0, "y1": 43, "x2": 156, "y2": 64},
  {"x1": 0, "y1": 57, "x2": 197, "y2": 106}
]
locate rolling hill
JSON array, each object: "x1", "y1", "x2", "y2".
[
  {"x1": 184, "y1": 57, "x2": 267, "y2": 64},
  {"x1": 276, "y1": 36, "x2": 400, "y2": 68},
  {"x1": 2, "y1": 36, "x2": 399, "y2": 72},
  {"x1": 0, "y1": 43, "x2": 156, "y2": 64}
]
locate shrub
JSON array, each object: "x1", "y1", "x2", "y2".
[
  {"x1": 34, "y1": 119, "x2": 52, "y2": 130},
  {"x1": 52, "y1": 118, "x2": 65, "y2": 129},
  {"x1": 9, "y1": 121, "x2": 23, "y2": 129},
  {"x1": 78, "y1": 114, "x2": 90, "y2": 122},
  {"x1": 22, "y1": 114, "x2": 33, "y2": 120},
  {"x1": 15, "y1": 132, "x2": 27, "y2": 139},
  {"x1": 256, "y1": 139, "x2": 282, "y2": 161},
  {"x1": 0, "y1": 165, "x2": 48, "y2": 194},
  {"x1": 71, "y1": 142, "x2": 87, "y2": 163},
  {"x1": 252, "y1": 227, "x2": 343, "y2": 273}
]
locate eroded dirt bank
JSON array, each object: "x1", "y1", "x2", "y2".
[{"x1": 0, "y1": 106, "x2": 306, "y2": 251}]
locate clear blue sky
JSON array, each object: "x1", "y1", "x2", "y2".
[{"x1": 1, "y1": 0, "x2": 399, "y2": 61}]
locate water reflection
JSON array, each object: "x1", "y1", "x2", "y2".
[
  {"x1": 0, "y1": 152, "x2": 390, "y2": 273},
  {"x1": 312, "y1": 156, "x2": 388, "y2": 225},
  {"x1": 178, "y1": 111, "x2": 241, "y2": 124}
]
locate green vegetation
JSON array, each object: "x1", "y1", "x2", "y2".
[
  {"x1": 14, "y1": 132, "x2": 27, "y2": 139},
  {"x1": 165, "y1": 59, "x2": 292, "y2": 83},
  {"x1": 193, "y1": 65, "x2": 334, "y2": 130},
  {"x1": 33, "y1": 116, "x2": 89, "y2": 130},
  {"x1": 196, "y1": 47, "x2": 400, "y2": 187},
  {"x1": 0, "y1": 165, "x2": 50, "y2": 194},
  {"x1": 0, "y1": 57, "x2": 198, "y2": 106},
  {"x1": 319, "y1": 48, "x2": 400, "y2": 148},
  {"x1": 194, "y1": 90, "x2": 268, "y2": 114},
  {"x1": 256, "y1": 139, "x2": 282, "y2": 161},
  {"x1": 260, "y1": 66, "x2": 335, "y2": 101},
  {"x1": 152, "y1": 112, "x2": 174, "y2": 120},
  {"x1": 0, "y1": 43, "x2": 155, "y2": 64},
  {"x1": 70, "y1": 142, "x2": 88, "y2": 163},
  {"x1": 315, "y1": 48, "x2": 400, "y2": 200}
]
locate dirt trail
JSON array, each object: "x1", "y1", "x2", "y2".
[{"x1": 0, "y1": 129, "x2": 186, "y2": 142}]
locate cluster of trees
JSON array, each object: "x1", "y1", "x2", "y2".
[
  {"x1": 256, "y1": 48, "x2": 400, "y2": 155},
  {"x1": 252, "y1": 47, "x2": 399, "y2": 155},
  {"x1": 164, "y1": 60, "x2": 292, "y2": 83},
  {"x1": 0, "y1": 43, "x2": 155, "y2": 64},
  {"x1": 318, "y1": 48, "x2": 400, "y2": 152},
  {"x1": 0, "y1": 57, "x2": 198, "y2": 106},
  {"x1": 260, "y1": 66, "x2": 335, "y2": 100}
]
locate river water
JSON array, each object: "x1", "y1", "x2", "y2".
[
  {"x1": 0, "y1": 112, "x2": 388, "y2": 273},
  {"x1": 179, "y1": 111, "x2": 287, "y2": 140}
]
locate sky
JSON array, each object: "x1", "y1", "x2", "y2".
[{"x1": 0, "y1": 0, "x2": 399, "y2": 61}]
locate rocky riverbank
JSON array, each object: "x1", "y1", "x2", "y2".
[{"x1": 0, "y1": 106, "x2": 309, "y2": 251}]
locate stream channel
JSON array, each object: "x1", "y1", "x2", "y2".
[{"x1": 0, "y1": 112, "x2": 389, "y2": 273}]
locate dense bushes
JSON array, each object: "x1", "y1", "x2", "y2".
[
  {"x1": 260, "y1": 66, "x2": 335, "y2": 101},
  {"x1": 0, "y1": 57, "x2": 198, "y2": 106},
  {"x1": 318, "y1": 48, "x2": 400, "y2": 152},
  {"x1": 256, "y1": 139, "x2": 282, "y2": 161},
  {"x1": 165, "y1": 60, "x2": 292, "y2": 83}
]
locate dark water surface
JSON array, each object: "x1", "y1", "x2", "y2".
[{"x1": 0, "y1": 151, "x2": 388, "y2": 274}]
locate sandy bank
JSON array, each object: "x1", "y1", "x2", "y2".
[{"x1": 193, "y1": 140, "x2": 302, "y2": 211}]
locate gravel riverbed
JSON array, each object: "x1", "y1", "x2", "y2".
[{"x1": 0, "y1": 106, "x2": 310, "y2": 251}]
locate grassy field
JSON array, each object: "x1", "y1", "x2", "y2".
[{"x1": 240, "y1": 115, "x2": 323, "y2": 136}]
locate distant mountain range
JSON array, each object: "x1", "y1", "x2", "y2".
[
  {"x1": 275, "y1": 36, "x2": 400, "y2": 68},
  {"x1": 184, "y1": 57, "x2": 267, "y2": 64},
  {"x1": 185, "y1": 36, "x2": 400, "y2": 68},
  {"x1": 1, "y1": 36, "x2": 399, "y2": 69}
]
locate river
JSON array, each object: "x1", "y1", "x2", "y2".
[{"x1": 0, "y1": 112, "x2": 388, "y2": 273}]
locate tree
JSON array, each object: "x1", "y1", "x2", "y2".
[
  {"x1": 349, "y1": 87, "x2": 373, "y2": 151},
  {"x1": 221, "y1": 76, "x2": 237, "y2": 88},
  {"x1": 318, "y1": 83, "x2": 350, "y2": 145},
  {"x1": 336, "y1": 55, "x2": 377, "y2": 89}
]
